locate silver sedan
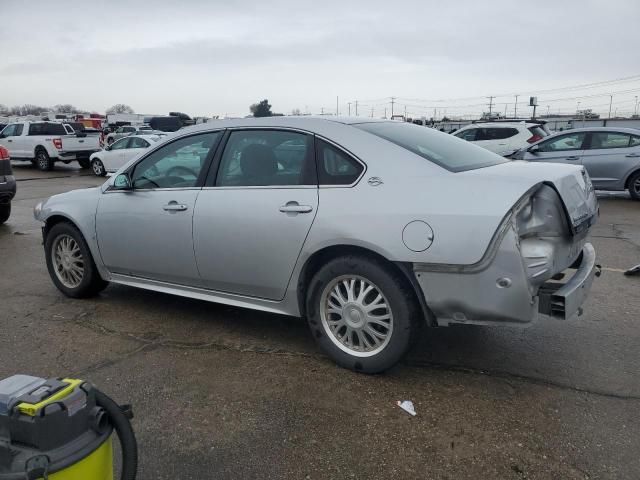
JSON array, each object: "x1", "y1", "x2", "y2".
[
  {"x1": 34, "y1": 117, "x2": 599, "y2": 373},
  {"x1": 513, "y1": 127, "x2": 640, "y2": 199}
]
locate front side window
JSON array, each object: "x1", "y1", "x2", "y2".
[
  {"x1": 14, "y1": 125, "x2": 23, "y2": 136},
  {"x1": 216, "y1": 130, "x2": 314, "y2": 186},
  {"x1": 110, "y1": 138, "x2": 130, "y2": 150},
  {"x1": 355, "y1": 122, "x2": 506, "y2": 172},
  {"x1": 630, "y1": 135, "x2": 640, "y2": 147},
  {"x1": 316, "y1": 139, "x2": 363, "y2": 185},
  {"x1": 1, "y1": 125, "x2": 17, "y2": 137},
  {"x1": 131, "y1": 132, "x2": 221, "y2": 189},
  {"x1": 589, "y1": 132, "x2": 631, "y2": 149},
  {"x1": 455, "y1": 128, "x2": 477, "y2": 141},
  {"x1": 538, "y1": 132, "x2": 586, "y2": 152}
]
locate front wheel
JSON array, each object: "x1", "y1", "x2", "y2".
[
  {"x1": 91, "y1": 159, "x2": 106, "y2": 176},
  {"x1": 45, "y1": 222, "x2": 108, "y2": 298},
  {"x1": 628, "y1": 171, "x2": 640, "y2": 201},
  {"x1": 306, "y1": 255, "x2": 421, "y2": 373},
  {"x1": 0, "y1": 203, "x2": 10, "y2": 224}
]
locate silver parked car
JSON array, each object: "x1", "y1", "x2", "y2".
[
  {"x1": 513, "y1": 127, "x2": 640, "y2": 199},
  {"x1": 34, "y1": 117, "x2": 599, "y2": 373}
]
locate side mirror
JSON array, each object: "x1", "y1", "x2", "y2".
[
  {"x1": 105, "y1": 144, "x2": 112, "y2": 151},
  {"x1": 529, "y1": 145, "x2": 541, "y2": 153},
  {"x1": 113, "y1": 173, "x2": 132, "y2": 190}
]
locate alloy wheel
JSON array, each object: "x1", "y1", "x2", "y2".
[
  {"x1": 52, "y1": 234, "x2": 84, "y2": 288},
  {"x1": 92, "y1": 160, "x2": 104, "y2": 176},
  {"x1": 320, "y1": 275, "x2": 393, "y2": 357}
]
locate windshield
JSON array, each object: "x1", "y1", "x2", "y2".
[{"x1": 353, "y1": 122, "x2": 508, "y2": 172}]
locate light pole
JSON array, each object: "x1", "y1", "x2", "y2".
[
  {"x1": 347, "y1": 102, "x2": 351, "y2": 116},
  {"x1": 635, "y1": 96, "x2": 639, "y2": 117},
  {"x1": 514, "y1": 95, "x2": 519, "y2": 118},
  {"x1": 546, "y1": 105, "x2": 550, "y2": 116},
  {"x1": 608, "y1": 94, "x2": 613, "y2": 119}
]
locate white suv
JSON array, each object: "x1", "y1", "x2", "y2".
[{"x1": 453, "y1": 122, "x2": 549, "y2": 156}]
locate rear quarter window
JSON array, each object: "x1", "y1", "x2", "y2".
[{"x1": 354, "y1": 122, "x2": 507, "y2": 172}]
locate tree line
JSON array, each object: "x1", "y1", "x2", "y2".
[{"x1": 0, "y1": 103, "x2": 135, "y2": 116}]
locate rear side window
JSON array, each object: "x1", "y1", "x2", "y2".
[
  {"x1": 316, "y1": 139, "x2": 363, "y2": 185},
  {"x1": 355, "y1": 122, "x2": 506, "y2": 172},
  {"x1": 1, "y1": 125, "x2": 18, "y2": 137},
  {"x1": 588, "y1": 132, "x2": 632, "y2": 149},
  {"x1": 631, "y1": 135, "x2": 640, "y2": 147},
  {"x1": 129, "y1": 137, "x2": 150, "y2": 148},
  {"x1": 14, "y1": 125, "x2": 23, "y2": 136},
  {"x1": 29, "y1": 123, "x2": 66, "y2": 135},
  {"x1": 216, "y1": 130, "x2": 315, "y2": 187},
  {"x1": 476, "y1": 128, "x2": 519, "y2": 140}
]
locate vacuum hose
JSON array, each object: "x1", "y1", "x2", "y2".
[{"x1": 94, "y1": 389, "x2": 138, "y2": 480}]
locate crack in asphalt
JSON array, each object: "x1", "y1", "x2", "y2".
[{"x1": 66, "y1": 311, "x2": 640, "y2": 402}]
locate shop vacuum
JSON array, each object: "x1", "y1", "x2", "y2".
[{"x1": 0, "y1": 375, "x2": 137, "y2": 479}]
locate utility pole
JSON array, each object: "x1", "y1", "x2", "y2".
[
  {"x1": 347, "y1": 102, "x2": 352, "y2": 116},
  {"x1": 355, "y1": 100, "x2": 358, "y2": 116},
  {"x1": 514, "y1": 95, "x2": 519, "y2": 118},
  {"x1": 390, "y1": 97, "x2": 396, "y2": 117},
  {"x1": 546, "y1": 105, "x2": 550, "y2": 116},
  {"x1": 321, "y1": 107, "x2": 324, "y2": 115},
  {"x1": 384, "y1": 107, "x2": 387, "y2": 119},
  {"x1": 608, "y1": 94, "x2": 613, "y2": 119},
  {"x1": 635, "y1": 96, "x2": 639, "y2": 116},
  {"x1": 487, "y1": 96, "x2": 495, "y2": 114},
  {"x1": 404, "y1": 105, "x2": 407, "y2": 120},
  {"x1": 371, "y1": 107, "x2": 374, "y2": 118},
  {"x1": 336, "y1": 96, "x2": 339, "y2": 116},
  {"x1": 504, "y1": 104, "x2": 507, "y2": 117}
]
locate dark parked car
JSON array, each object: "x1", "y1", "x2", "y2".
[
  {"x1": 149, "y1": 116, "x2": 183, "y2": 132},
  {"x1": 0, "y1": 145, "x2": 16, "y2": 224}
]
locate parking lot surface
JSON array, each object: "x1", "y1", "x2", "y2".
[{"x1": 1, "y1": 163, "x2": 639, "y2": 479}]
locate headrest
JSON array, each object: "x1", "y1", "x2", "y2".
[{"x1": 240, "y1": 144, "x2": 277, "y2": 178}]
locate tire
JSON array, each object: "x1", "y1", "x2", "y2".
[
  {"x1": 628, "y1": 171, "x2": 640, "y2": 201},
  {"x1": 0, "y1": 203, "x2": 10, "y2": 224},
  {"x1": 306, "y1": 255, "x2": 421, "y2": 373},
  {"x1": 78, "y1": 158, "x2": 91, "y2": 169},
  {"x1": 44, "y1": 222, "x2": 108, "y2": 298},
  {"x1": 91, "y1": 158, "x2": 107, "y2": 176},
  {"x1": 35, "y1": 149, "x2": 53, "y2": 171}
]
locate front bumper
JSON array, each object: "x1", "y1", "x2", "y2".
[{"x1": 538, "y1": 243, "x2": 599, "y2": 320}]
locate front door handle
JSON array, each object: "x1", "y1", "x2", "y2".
[
  {"x1": 6, "y1": 139, "x2": 12, "y2": 143},
  {"x1": 626, "y1": 153, "x2": 640, "y2": 158},
  {"x1": 279, "y1": 202, "x2": 313, "y2": 214},
  {"x1": 565, "y1": 156, "x2": 580, "y2": 161},
  {"x1": 163, "y1": 202, "x2": 188, "y2": 212}
]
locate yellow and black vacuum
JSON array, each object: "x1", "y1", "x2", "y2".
[{"x1": 0, "y1": 375, "x2": 137, "y2": 479}]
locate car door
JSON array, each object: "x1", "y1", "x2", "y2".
[
  {"x1": 123, "y1": 137, "x2": 151, "y2": 164},
  {"x1": 580, "y1": 131, "x2": 638, "y2": 190},
  {"x1": 193, "y1": 129, "x2": 318, "y2": 300},
  {"x1": 95, "y1": 131, "x2": 222, "y2": 285},
  {"x1": 101, "y1": 137, "x2": 131, "y2": 172},
  {"x1": 523, "y1": 131, "x2": 587, "y2": 164},
  {"x1": 0, "y1": 124, "x2": 22, "y2": 158}
]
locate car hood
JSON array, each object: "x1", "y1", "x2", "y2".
[{"x1": 460, "y1": 160, "x2": 598, "y2": 233}]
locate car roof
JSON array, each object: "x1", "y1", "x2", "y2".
[
  {"x1": 181, "y1": 115, "x2": 391, "y2": 132},
  {"x1": 459, "y1": 122, "x2": 538, "y2": 129}
]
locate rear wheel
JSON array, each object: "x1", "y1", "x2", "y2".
[
  {"x1": 44, "y1": 222, "x2": 108, "y2": 298},
  {"x1": 78, "y1": 159, "x2": 91, "y2": 169},
  {"x1": 628, "y1": 171, "x2": 640, "y2": 201},
  {"x1": 306, "y1": 255, "x2": 421, "y2": 373},
  {"x1": 91, "y1": 158, "x2": 106, "y2": 176},
  {"x1": 36, "y1": 149, "x2": 53, "y2": 171},
  {"x1": 0, "y1": 203, "x2": 10, "y2": 224}
]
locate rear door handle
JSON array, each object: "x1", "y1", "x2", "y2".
[
  {"x1": 565, "y1": 156, "x2": 580, "y2": 161},
  {"x1": 163, "y1": 202, "x2": 188, "y2": 212},
  {"x1": 626, "y1": 153, "x2": 640, "y2": 158},
  {"x1": 279, "y1": 202, "x2": 313, "y2": 214}
]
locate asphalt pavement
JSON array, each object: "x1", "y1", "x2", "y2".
[{"x1": 1, "y1": 162, "x2": 639, "y2": 479}]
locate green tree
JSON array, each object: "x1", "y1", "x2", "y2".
[
  {"x1": 250, "y1": 99, "x2": 272, "y2": 117},
  {"x1": 53, "y1": 104, "x2": 79, "y2": 113}
]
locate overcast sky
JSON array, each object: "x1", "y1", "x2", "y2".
[{"x1": 1, "y1": 0, "x2": 639, "y2": 118}]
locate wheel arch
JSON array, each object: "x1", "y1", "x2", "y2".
[
  {"x1": 43, "y1": 214, "x2": 80, "y2": 238},
  {"x1": 624, "y1": 168, "x2": 640, "y2": 189},
  {"x1": 296, "y1": 244, "x2": 435, "y2": 326}
]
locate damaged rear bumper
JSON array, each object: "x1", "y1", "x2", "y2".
[{"x1": 538, "y1": 243, "x2": 599, "y2": 320}]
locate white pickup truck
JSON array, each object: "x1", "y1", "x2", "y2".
[{"x1": 0, "y1": 122, "x2": 101, "y2": 171}]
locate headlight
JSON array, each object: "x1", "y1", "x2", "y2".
[{"x1": 33, "y1": 201, "x2": 43, "y2": 220}]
